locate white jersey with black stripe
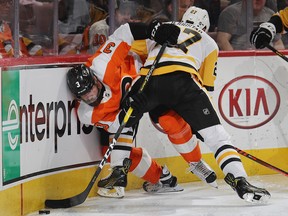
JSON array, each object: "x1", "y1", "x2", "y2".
[{"x1": 140, "y1": 21, "x2": 218, "y2": 91}]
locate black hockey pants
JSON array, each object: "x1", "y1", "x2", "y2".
[{"x1": 132, "y1": 72, "x2": 221, "y2": 132}]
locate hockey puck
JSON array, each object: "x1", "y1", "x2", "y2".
[{"x1": 39, "y1": 210, "x2": 50, "y2": 214}]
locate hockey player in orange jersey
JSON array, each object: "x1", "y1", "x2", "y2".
[
  {"x1": 66, "y1": 24, "x2": 183, "y2": 198},
  {"x1": 250, "y1": 7, "x2": 288, "y2": 48},
  {"x1": 66, "y1": 7, "x2": 219, "y2": 198}
]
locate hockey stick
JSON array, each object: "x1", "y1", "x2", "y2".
[
  {"x1": 265, "y1": 44, "x2": 288, "y2": 63},
  {"x1": 45, "y1": 42, "x2": 168, "y2": 209},
  {"x1": 235, "y1": 147, "x2": 288, "y2": 177}
]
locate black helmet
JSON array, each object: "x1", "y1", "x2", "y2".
[{"x1": 67, "y1": 64, "x2": 95, "y2": 98}]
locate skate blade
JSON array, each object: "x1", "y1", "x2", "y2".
[
  {"x1": 97, "y1": 187, "x2": 125, "y2": 198},
  {"x1": 243, "y1": 192, "x2": 271, "y2": 204},
  {"x1": 208, "y1": 180, "x2": 218, "y2": 189},
  {"x1": 145, "y1": 184, "x2": 184, "y2": 193}
]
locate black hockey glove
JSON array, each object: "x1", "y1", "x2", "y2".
[
  {"x1": 250, "y1": 22, "x2": 276, "y2": 49},
  {"x1": 147, "y1": 20, "x2": 180, "y2": 45},
  {"x1": 120, "y1": 92, "x2": 148, "y2": 127}
]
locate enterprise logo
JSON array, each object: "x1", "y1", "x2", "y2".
[{"x1": 2, "y1": 100, "x2": 19, "y2": 150}]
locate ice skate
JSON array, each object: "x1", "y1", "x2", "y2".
[
  {"x1": 224, "y1": 173, "x2": 271, "y2": 204},
  {"x1": 143, "y1": 165, "x2": 184, "y2": 193},
  {"x1": 188, "y1": 159, "x2": 218, "y2": 188},
  {"x1": 97, "y1": 158, "x2": 131, "y2": 198}
]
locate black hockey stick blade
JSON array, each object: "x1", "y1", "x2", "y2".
[
  {"x1": 235, "y1": 147, "x2": 288, "y2": 177},
  {"x1": 45, "y1": 162, "x2": 103, "y2": 208},
  {"x1": 45, "y1": 194, "x2": 86, "y2": 209},
  {"x1": 45, "y1": 43, "x2": 168, "y2": 209},
  {"x1": 45, "y1": 137, "x2": 118, "y2": 208},
  {"x1": 45, "y1": 134, "x2": 118, "y2": 208}
]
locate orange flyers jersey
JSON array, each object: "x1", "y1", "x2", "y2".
[
  {"x1": 0, "y1": 21, "x2": 13, "y2": 57},
  {"x1": 76, "y1": 23, "x2": 144, "y2": 133},
  {"x1": 0, "y1": 21, "x2": 43, "y2": 57},
  {"x1": 277, "y1": 8, "x2": 288, "y2": 33},
  {"x1": 0, "y1": 21, "x2": 12, "y2": 41},
  {"x1": 140, "y1": 21, "x2": 218, "y2": 92}
]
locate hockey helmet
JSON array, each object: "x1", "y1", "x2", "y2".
[
  {"x1": 67, "y1": 64, "x2": 95, "y2": 98},
  {"x1": 181, "y1": 6, "x2": 210, "y2": 33}
]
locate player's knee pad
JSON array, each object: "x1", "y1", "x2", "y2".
[
  {"x1": 158, "y1": 110, "x2": 192, "y2": 144},
  {"x1": 198, "y1": 125, "x2": 232, "y2": 152}
]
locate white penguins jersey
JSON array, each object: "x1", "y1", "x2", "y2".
[{"x1": 140, "y1": 21, "x2": 218, "y2": 92}]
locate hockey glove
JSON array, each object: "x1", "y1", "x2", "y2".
[
  {"x1": 120, "y1": 92, "x2": 148, "y2": 127},
  {"x1": 148, "y1": 20, "x2": 180, "y2": 45},
  {"x1": 250, "y1": 22, "x2": 276, "y2": 49}
]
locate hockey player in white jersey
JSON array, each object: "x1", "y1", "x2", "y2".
[
  {"x1": 143, "y1": 7, "x2": 218, "y2": 193},
  {"x1": 131, "y1": 6, "x2": 271, "y2": 204}
]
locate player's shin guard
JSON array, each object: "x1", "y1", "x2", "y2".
[
  {"x1": 129, "y1": 147, "x2": 183, "y2": 193},
  {"x1": 224, "y1": 173, "x2": 271, "y2": 204},
  {"x1": 97, "y1": 158, "x2": 131, "y2": 198},
  {"x1": 199, "y1": 125, "x2": 247, "y2": 178},
  {"x1": 158, "y1": 111, "x2": 217, "y2": 188},
  {"x1": 143, "y1": 165, "x2": 184, "y2": 193},
  {"x1": 158, "y1": 111, "x2": 201, "y2": 163}
]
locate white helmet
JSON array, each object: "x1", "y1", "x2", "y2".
[{"x1": 181, "y1": 6, "x2": 210, "y2": 33}]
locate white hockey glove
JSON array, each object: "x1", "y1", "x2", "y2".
[{"x1": 250, "y1": 22, "x2": 276, "y2": 49}]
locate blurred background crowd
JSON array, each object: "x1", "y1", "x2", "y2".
[{"x1": 1, "y1": 0, "x2": 287, "y2": 58}]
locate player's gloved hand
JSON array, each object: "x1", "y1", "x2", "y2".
[
  {"x1": 148, "y1": 20, "x2": 180, "y2": 45},
  {"x1": 120, "y1": 92, "x2": 148, "y2": 127},
  {"x1": 250, "y1": 22, "x2": 276, "y2": 49}
]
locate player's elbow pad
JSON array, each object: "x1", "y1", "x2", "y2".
[
  {"x1": 269, "y1": 15, "x2": 284, "y2": 33},
  {"x1": 128, "y1": 22, "x2": 149, "y2": 40}
]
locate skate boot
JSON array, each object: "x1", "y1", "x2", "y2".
[
  {"x1": 224, "y1": 173, "x2": 271, "y2": 204},
  {"x1": 188, "y1": 159, "x2": 218, "y2": 188},
  {"x1": 97, "y1": 158, "x2": 131, "y2": 198},
  {"x1": 143, "y1": 165, "x2": 184, "y2": 193}
]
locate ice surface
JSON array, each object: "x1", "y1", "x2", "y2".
[{"x1": 28, "y1": 174, "x2": 288, "y2": 216}]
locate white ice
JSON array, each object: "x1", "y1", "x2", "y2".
[{"x1": 28, "y1": 174, "x2": 288, "y2": 216}]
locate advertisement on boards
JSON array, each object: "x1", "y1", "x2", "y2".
[
  {"x1": 1, "y1": 54, "x2": 288, "y2": 190},
  {"x1": 137, "y1": 55, "x2": 288, "y2": 157},
  {"x1": 1, "y1": 67, "x2": 102, "y2": 189},
  {"x1": 214, "y1": 55, "x2": 288, "y2": 151}
]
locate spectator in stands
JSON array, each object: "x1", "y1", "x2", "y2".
[
  {"x1": 229, "y1": 0, "x2": 278, "y2": 11},
  {"x1": 140, "y1": 0, "x2": 163, "y2": 12},
  {"x1": 58, "y1": 0, "x2": 109, "y2": 55},
  {"x1": 194, "y1": 0, "x2": 221, "y2": 32},
  {"x1": 83, "y1": 0, "x2": 145, "y2": 54},
  {"x1": 0, "y1": 0, "x2": 43, "y2": 58},
  {"x1": 76, "y1": 0, "x2": 109, "y2": 54},
  {"x1": 277, "y1": 0, "x2": 288, "y2": 10},
  {"x1": 133, "y1": 4, "x2": 156, "y2": 23},
  {"x1": 217, "y1": 0, "x2": 284, "y2": 50},
  {"x1": 149, "y1": 0, "x2": 192, "y2": 22},
  {"x1": 58, "y1": 0, "x2": 90, "y2": 34}
]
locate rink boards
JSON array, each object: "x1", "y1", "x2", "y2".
[{"x1": 1, "y1": 51, "x2": 288, "y2": 215}]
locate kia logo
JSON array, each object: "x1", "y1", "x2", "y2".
[{"x1": 218, "y1": 75, "x2": 280, "y2": 129}]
